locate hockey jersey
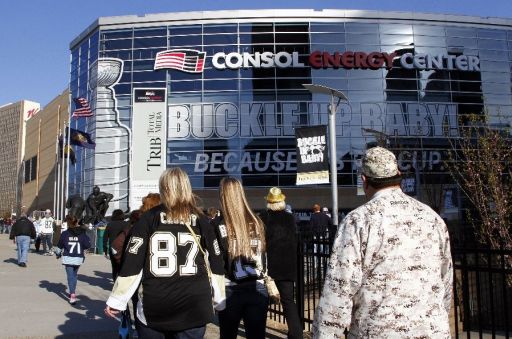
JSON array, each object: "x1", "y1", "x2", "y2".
[
  {"x1": 56, "y1": 227, "x2": 91, "y2": 266},
  {"x1": 39, "y1": 217, "x2": 55, "y2": 235},
  {"x1": 214, "y1": 221, "x2": 265, "y2": 284},
  {"x1": 106, "y1": 205, "x2": 225, "y2": 332}
]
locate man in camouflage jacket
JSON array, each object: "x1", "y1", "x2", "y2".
[{"x1": 313, "y1": 147, "x2": 453, "y2": 338}]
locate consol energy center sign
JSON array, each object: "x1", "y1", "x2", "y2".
[{"x1": 154, "y1": 49, "x2": 480, "y2": 73}]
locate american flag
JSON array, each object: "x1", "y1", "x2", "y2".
[
  {"x1": 72, "y1": 97, "x2": 93, "y2": 118},
  {"x1": 154, "y1": 49, "x2": 206, "y2": 73}
]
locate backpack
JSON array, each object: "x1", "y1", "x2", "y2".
[{"x1": 110, "y1": 227, "x2": 130, "y2": 264}]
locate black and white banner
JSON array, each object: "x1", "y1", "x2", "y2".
[{"x1": 295, "y1": 125, "x2": 329, "y2": 185}]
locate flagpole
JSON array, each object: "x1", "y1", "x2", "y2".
[
  {"x1": 56, "y1": 131, "x2": 62, "y2": 224},
  {"x1": 65, "y1": 120, "x2": 72, "y2": 218},
  {"x1": 60, "y1": 121, "x2": 67, "y2": 222},
  {"x1": 53, "y1": 105, "x2": 61, "y2": 217},
  {"x1": 36, "y1": 118, "x2": 42, "y2": 209}
]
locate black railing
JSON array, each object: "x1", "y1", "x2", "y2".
[{"x1": 267, "y1": 230, "x2": 512, "y2": 338}]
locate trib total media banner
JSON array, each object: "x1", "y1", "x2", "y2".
[
  {"x1": 131, "y1": 88, "x2": 167, "y2": 209},
  {"x1": 295, "y1": 125, "x2": 329, "y2": 185}
]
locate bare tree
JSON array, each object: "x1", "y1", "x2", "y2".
[{"x1": 448, "y1": 114, "x2": 512, "y2": 250}]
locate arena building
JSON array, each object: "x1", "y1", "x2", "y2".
[{"x1": 69, "y1": 9, "x2": 512, "y2": 218}]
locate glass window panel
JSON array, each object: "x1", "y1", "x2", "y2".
[
  {"x1": 169, "y1": 81, "x2": 202, "y2": 92},
  {"x1": 168, "y1": 93, "x2": 203, "y2": 103},
  {"x1": 345, "y1": 23, "x2": 378, "y2": 33},
  {"x1": 239, "y1": 67, "x2": 275, "y2": 78},
  {"x1": 119, "y1": 72, "x2": 132, "y2": 83},
  {"x1": 276, "y1": 67, "x2": 311, "y2": 78},
  {"x1": 380, "y1": 24, "x2": 413, "y2": 35},
  {"x1": 134, "y1": 27, "x2": 167, "y2": 37},
  {"x1": 132, "y1": 71, "x2": 166, "y2": 82},
  {"x1": 446, "y1": 27, "x2": 476, "y2": 38},
  {"x1": 345, "y1": 44, "x2": 382, "y2": 52},
  {"x1": 275, "y1": 24, "x2": 308, "y2": 32},
  {"x1": 133, "y1": 37, "x2": 167, "y2": 48},
  {"x1": 310, "y1": 23, "x2": 345, "y2": 33},
  {"x1": 276, "y1": 91, "x2": 312, "y2": 101},
  {"x1": 479, "y1": 49, "x2": 508, "y2": 61},
  {"x1": 239, "y1": 34, "x2": 271, "y2": 44},
  {"x1": 275, "y1": 45, "x2": 309, "y2": 54},
  {"x1": 479, "y1": 60, "x2": 510, "y2": 72},
  {"x1": 478, "y1": 29, "x2": 507, "y2": 40},
  {"x1": 309, "y1": 78, "x2": 348, "y2": 90},
  {"x1": 478, "y1": 39, "x2": 507, "y2": 50},
  {"x1": 240, "y1": 91, "x2": 276, "y2": 101},
  {"x1": 249, "y1": 45, "x2": 275, "y2": 53},
  {"x1": 169, "y1": 71, "x2": 202, "y2": 81},
  {"x1": 311, "y1": 43, "x2": 346, "y2": 51},
  {"x1": 113, "y1": 83, "x2": 132, "y2": 94},
  {"x1": 203, "y1": 68, "x2": 239, "y2": 79},
  {"x1": 349, "y1": 78, "x2": 383, "y2": 90},
  {"x1": 275, "y1": 33, "x2": 309, "y2": 44},
  {"x1": 311, "y1": 68, "x2": 347, "y2": 78},
  {"x1": 204, "y1": 34, "x2": 237, "y2": 45},
  {"x1": 240, "y1": 79, "x2": 275, "y2": 90},
  {"x1": 104, "y1": 39, "x2": 132, "y2": 50},
  {"x1": 414, "y1": 35, "x2": 446, "y2": 47},
  {"x1": 132, "y1": 48, "x2": 165, "y2": 60},
  {"x1": 348, "y1": 90, "x2": 385, "y2": 102},
  {"x1": 203, "y1": 45, "x2": 238, "y2": 54},
  {"x1": 346, "y1": 33, "x2": 379, "y2": 45},
  {"x1": 101, "y1": 29, "x2": 133, "y2": 40},
  {"x1": 203, "y1": 24, "x2": 237, "y2": 34},
  {"x1": 239, "y1": 23, "x2": 273, "y2": 33},
  {"x1": 380, "y1": 45, "x2": 415, "y2": 54},
  {"x1": 169, "y1": 35, "x2": 202, "y2": 46},
  {"x1": 482, "y1": 82, "x2": 510, "y2": 94},
  {"x1": 132, "y1": 59, "x2": 155, "y2": 71},
  {"x1": 169, "y1": 25, "x2": 201, "y2": 35},
  {"x1": 380, "y1": 34, "x2": 414, "y2": 45},
  {"x1": 276, "y1": 78, "x2": 311, "y2": 89},
  {"x1": 202, "y1": 92, "x2": 239, "y2": 102},
  {"x1": 447, "y1": 37, "x2": 477, "y2": 49},
  {"x1": 100, "y1": 50, "x2": 132, "y2": 60},
  {"x1": 311, "y1": 33, "x2": 345, "y2": 44},
  {"x1": 413, "y1": 25, "x2": 445, "y2": 36}
]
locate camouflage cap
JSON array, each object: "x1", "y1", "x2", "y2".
[{"x1": 361, "y1": 147, "x2": 399, "y2": 179}]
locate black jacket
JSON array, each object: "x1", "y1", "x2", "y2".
[
  {"x1": 260, "y1": 210, "x2": 298, "y2": 281},
  {"x1": 103, "y1": 220, "x2": 129, "y2": 254},
  {"x1": 9, "y1": 217, "x2": 36, "y2": 239}
]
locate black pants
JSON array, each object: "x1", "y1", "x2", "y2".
[
  {"x1": 276, "y1": 280, "x2": 303, "y2": 339},
  {"x1": 35, "y1": 236, "x2": 41, "y2": 252},
  {"x1": 135, "y1": 319, "x2": 206, "y2": 339},
  {"x1": 109, "y1": 255, "x2": 121, "y2": 280},
  {"x1": 218, "y1": 282, "x2": 269, "y2": 339}
]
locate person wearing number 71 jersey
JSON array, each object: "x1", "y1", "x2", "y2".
[
  {"x1": 54, "y1": 215, "x2": 91, "y2": 305},
  {"x1": 105, "y1": 168, "x2": 226, "y2": 339}
]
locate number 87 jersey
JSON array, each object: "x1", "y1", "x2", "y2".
[{"x1": 106, "y1": 206, "x2": 225, "y2": 332}]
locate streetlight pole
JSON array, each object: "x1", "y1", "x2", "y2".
[{"x1": 303, "y1": 84, "x2": 348, "y2": 226}]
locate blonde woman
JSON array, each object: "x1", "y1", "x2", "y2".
[
  {"x1": 216, "y1": 177, "x2": 269, "y2": 339},
  {"x1": 105, "y1": 168, "x2": 225, "y2": 338}
]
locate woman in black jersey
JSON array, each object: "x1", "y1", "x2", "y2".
[
  {"x1": 104, "y1": 168, "x2": 225, "y2": 339},
  {"x1": 216, "y1": 177, "x2": 269, "y2": 339}
]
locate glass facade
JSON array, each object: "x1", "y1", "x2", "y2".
[{"x1": 69, "y1": 11, "x2": 512, "y2": 209}]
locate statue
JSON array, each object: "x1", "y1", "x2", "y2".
[
  {"x1": 66, "y1": 195, "x2": 86, "y2": 222},
  {"x1": 85, "y1": 186, "x2": 113, "y2": 225}
]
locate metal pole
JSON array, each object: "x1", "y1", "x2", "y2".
[
  {"x1": 65, "y1": 120, "x2": 71, "y2": 218},
  {"x1": 329, "y1": 95, "x2": 338, "y2": 226},
  {"x1": 56, "y1": 131, "x2": 61, "y2": 222}
]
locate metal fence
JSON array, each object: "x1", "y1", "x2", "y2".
[{"x1": 268, "y1": 230, "x2": 512, "y2": 338}]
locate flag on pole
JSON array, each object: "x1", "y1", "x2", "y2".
[
  {"x1": 58, "y1": 136, "x2": 76, "y2": 165},
  {"x1": 71, "y1": 97, "x2": 93, "y2": 118},
  {"x1": 67, "y1": 127, "x2": 96, "y2": 149}
]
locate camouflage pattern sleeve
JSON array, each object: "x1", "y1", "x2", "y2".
[
  {"x1": 439, "y1": 217, "x2": 453, "y2": 314},
  {"x1": 312, "y1": 212, "x2": 363, "y2": 339}
]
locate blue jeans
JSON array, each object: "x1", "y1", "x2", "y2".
[
  {"x1": 135, "y1": 319, "x2": 206, "y2": 339},
  {"x1": 41, "y1": 234, "x2": 53, "y2": 252},
  {"x1": 16, "y1": 236, "x2": 31, "y2": 264},
  {"x1": 218, "y1": 281, "x2": 269, "y2": 339},
  {"x1": 65, "y1": 265, "x2": 80, "y2": 294}
]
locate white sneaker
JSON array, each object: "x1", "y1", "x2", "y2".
[{"x1": 69, "y1": 294, "x2": 77, "y2": 305}]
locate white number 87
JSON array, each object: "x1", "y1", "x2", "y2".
[{"x1": 149, "y1": 232, "x2": 199, "y2": 277}]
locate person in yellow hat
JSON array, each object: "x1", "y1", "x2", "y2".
[{"x1": 259, "y1": 187, "x2": 303, "y2": 339}]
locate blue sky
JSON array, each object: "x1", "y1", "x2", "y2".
[{"x1": 0, "y1": 0, "x2": 510, "y2": 107}]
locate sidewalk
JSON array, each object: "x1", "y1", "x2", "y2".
[{"x1": 0, "y1": 234, "x2": 287, "y2": 338}]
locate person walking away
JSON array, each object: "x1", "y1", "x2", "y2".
[
  {"x1": 260, "y1": 187, "x2": 302, "y2": 339},
  {"x1": 215, "y1": 177, "x2": 269, "y2": 339},
  {"x1": 104, "y1": 168, "x2": 225, "y2": 338},
  {"x1": 103, "y1": 209, "x2": 129, "y2": 280},
  {"x1": 40, "y1": 209, "x2": 56, "y2": 255},
  {"x1": 313, "y1": 147, "x2": 453, "y2": 338},
  {"x1": 9, "y1": 213, "x2": 36, "y2": 267},
  {"x1": 54, "y1": 215, "x2": 91, "y2": 304}
]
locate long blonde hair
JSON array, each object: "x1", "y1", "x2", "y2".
[
  {"x1": 159, "y1": 168, "x2": 202, "y2": 221},
  {"x1": 219, "y1": 177, "x2": 265, "y2": 259}
]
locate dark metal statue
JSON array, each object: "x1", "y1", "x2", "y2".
[
  {"x1": 85, "y1": 186, "x2": 113, "y2": 225},
  {"x1": 66, "y1": 195, "x2": 86, "y2": 222}
]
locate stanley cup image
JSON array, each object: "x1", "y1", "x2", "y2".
[{"x1": 89, "y1": 58, "x2": 130, "y2": 213}]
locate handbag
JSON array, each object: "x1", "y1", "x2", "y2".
[{"x1": 259, "y1": 254, "x2": 280, "y2": 304}]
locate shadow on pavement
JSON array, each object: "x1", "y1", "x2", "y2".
[
  {"x1": 77, "y1": 271, "x2": 113, "y2": 291},
  {"x1": 39, "y1": 280, "x2": 69, "y2": 302},
  {"x1": 3, "y1": 258, "x2": 18, "y2": 265}
]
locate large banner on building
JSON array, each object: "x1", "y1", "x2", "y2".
[
  {"x1": 295, "y1": 125, "x2": 329, "y2": 185},
  {"x1": 130, "y1": 88, "x2": 167, "y2": 209}
]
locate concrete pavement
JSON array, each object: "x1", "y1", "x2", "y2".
[{"x1": 0, "y1": 234, "x2": 286, "y2": 338}]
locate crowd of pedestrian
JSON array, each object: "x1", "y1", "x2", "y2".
[{"x1": 5, "y1": 146, "x2": 453, "y2": 339}]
